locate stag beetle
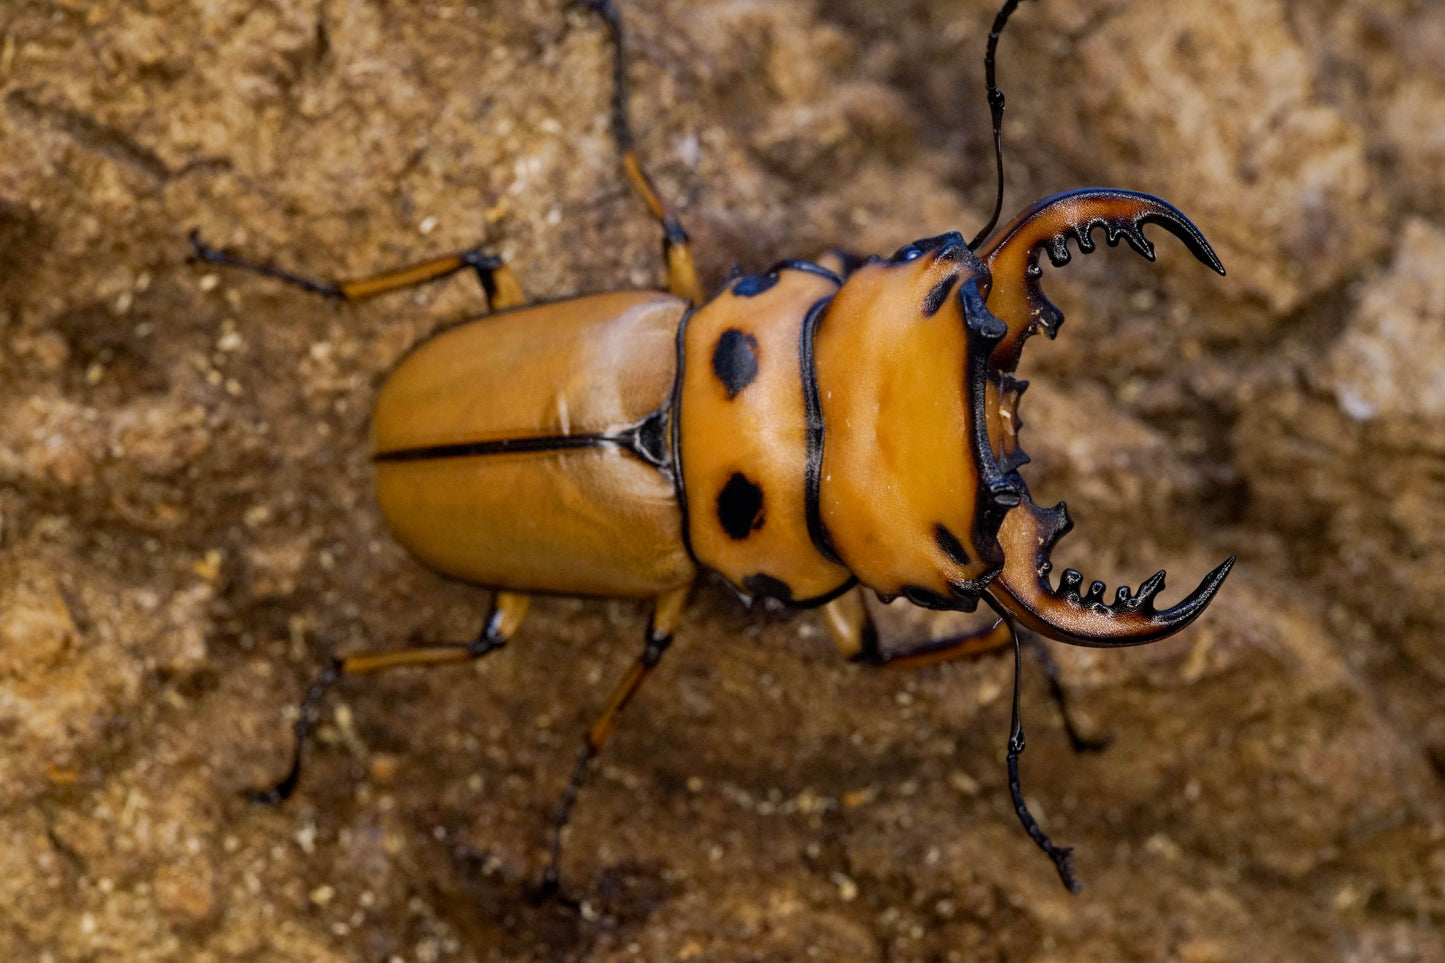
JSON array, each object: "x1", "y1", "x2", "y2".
[{"x1": 190, "y1": 0, "x2": 1233, "y2": 893}]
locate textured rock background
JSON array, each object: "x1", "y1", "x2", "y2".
[{"x1": 2, "y1": 0, "x2": 1443, "y2": 960}]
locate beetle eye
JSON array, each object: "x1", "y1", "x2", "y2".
[{"x1": 888, "y1": 231, "x2": 968, "y2": 264}]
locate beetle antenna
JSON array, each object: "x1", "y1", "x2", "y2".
[{"x1": 967, "y1": 0, "x2": 1031, "y2": 251}]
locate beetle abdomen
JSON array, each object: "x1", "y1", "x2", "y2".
[
  {"x1": 372, "y1": 292, "x2": 696, "y2": 597},
  {"x1": 678, "y1": 264, "x2": 854, "y2": 605}
]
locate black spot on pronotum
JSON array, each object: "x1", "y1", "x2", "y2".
[
  {"x1": 922, "y1": 274, "x2": 959, "y2": 317},
  {"x1": 717, "y1": 472, "x2": 764, "y2": 540},
  {"x1": 742, "y1": 573, "x2": 794, "y2": 603},
  {"x1": 712, "y1": 329, "x2": 760, "y2": 399},
  {"x1": 934, "y1": 524, "x2": 971, "y2": 566}
]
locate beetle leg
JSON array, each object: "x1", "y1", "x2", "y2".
[
  {"x1": 823, "y1": 586, "x2": 1012, "y2": 668},
  {"x1": 248, "y1": 591, "x2": 530, "y2": 805},
  {"x1": 538, "y1": 583, "x2": 690, "y2": 898},
  {"x1": 574, "y1": 0, "x2": 705, "y2": 304},
  {"x1": 187, "y1": 230, "x2": 524, "y2": 308}
]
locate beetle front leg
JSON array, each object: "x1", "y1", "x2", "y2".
[
  {"x1": 538, "y1": 583, "x2": 690, "y2": 899},
  {"x1": 187, "y1": 231, "x2": 525, "y2": 309},
  {"x1": 823, "y1": 586, "x2": 1014, "y2": 668},
  {"x1": 249, "y1": 591, "x2": 530, "y2": 804}
]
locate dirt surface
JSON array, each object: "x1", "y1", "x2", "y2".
[{"x1": 3, "y1": 0, "x2": 1444, "y2": 960}]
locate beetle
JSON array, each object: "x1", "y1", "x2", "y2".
[{"x1": 190, "y1": 0, "x2": 1233, "y2": 894}]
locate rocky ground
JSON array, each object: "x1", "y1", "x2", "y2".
[{"x1": 2, "y1": 0, "x2": 1443, "y2": 960}]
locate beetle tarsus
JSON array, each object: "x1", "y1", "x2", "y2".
[
  {"x1": 569, "y1": 0, "x2": 630, "y2": 152},
  {"x1": 539, "y1": 592, "x2": 686, "y2": 897},
  {"x1": 247, "y1": 656, "x2": 344, "y2": 805},
  {"x1": 188, "y1": 229, "x2": 346, "y2": 299},
  {"x1": 575, "y1": 0, "x2": 705, "y2": 302},
  {"x1": 1006, "y1": 624, "x2": 1084, "y2": 893},
  {"x1": 540, "y1": 742, "x2": 597, "y2": 901},
  {"x1": 247, "y1": 600, "x2": 524, "y2": 805}
]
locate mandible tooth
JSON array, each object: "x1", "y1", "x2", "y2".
[
  {"x1": 1124, "y1": 225, "x2": 1155, "y2": 260},
  {"x1": 1133, "y1": 570, "x2": 1167, "y2": 612}
]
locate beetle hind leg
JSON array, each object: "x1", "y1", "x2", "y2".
[
  {"x1": 187, "y1": 229, "x2": 524, "y2": 309},
  {"x1": 536, "y1": 584, "x2": 690, "y2": 899},
  {"x1": 248, "y1": 591, "x2": 530, "y2": 805}
]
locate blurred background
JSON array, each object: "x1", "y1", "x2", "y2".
[{"x1": 1, "y1": 0, "x2": 1441, "y2": 959}]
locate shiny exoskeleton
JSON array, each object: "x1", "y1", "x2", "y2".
[{"x1": 191, "y1": 0, "x2": 1234, "y2": 894}]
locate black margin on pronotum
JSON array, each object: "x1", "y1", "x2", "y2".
[
  {"x1": 731, "y1": 272, "x2": 781, "y2": 298},
  {"x1": 740, "y1": 571, "x2": 857, "y2": 610},
  {"x1": 798, "y1": 295, "x2": 844, "y2": 564},
  {"x1": 767, "y1": 259, "x2": 844, "y2": 285},
  {"x1": 732, "y1": 259, "x2": 843, "y2": 298}
]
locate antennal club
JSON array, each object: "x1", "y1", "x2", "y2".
[{"x1": 968, "y1": 0, "x2": 1032, "y2": 251}]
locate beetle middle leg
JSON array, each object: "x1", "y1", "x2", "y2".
[
  {"x1": 537, "y1": 583, "x2": 690, "y2": 899},
  {"x1": 249, "y1": 590, "x2": 530, "y2": 804}
]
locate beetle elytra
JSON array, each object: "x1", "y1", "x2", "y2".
[{"x1": 191, "y1": 0, "x2": 1234, "y2": 894}]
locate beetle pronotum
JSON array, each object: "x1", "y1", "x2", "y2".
[{"x1": 191, "y1": 0, "x2": 1233, "y2": 893}]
